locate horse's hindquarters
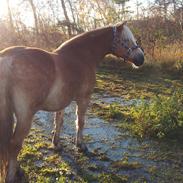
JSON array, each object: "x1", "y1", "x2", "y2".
[{"x1": 7, "y1": 48, "x2": 56, "y2": 111}]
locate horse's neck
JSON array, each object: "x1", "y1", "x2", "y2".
[
  {"x1": 55, "y1": 27, "x2": 113, "y2": 65},
  {"x1": 88, "y1": 27, "x2": 113, "y2": 63}
]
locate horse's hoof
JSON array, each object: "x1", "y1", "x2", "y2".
[
  {"x1": 77, "y1": 143, "x2": 88, "y2": 153},
  {"x1": 5, "y1": 179, "x2": 14, "y2": 183},
  {"x1": 16, "y1": 167, "x2": 24, "y2": 177},
  {"x1": 53, "y1": 143, "x2": 62, "y2": 151}
]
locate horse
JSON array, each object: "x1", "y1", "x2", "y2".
[{"x1": 0, "y1": 22, "x2": 144, "y2": 183}]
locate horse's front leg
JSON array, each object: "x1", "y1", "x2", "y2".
[
  {"x1": 75, "y1": 97, "x2": 90, "y2": 152},
  {"x1": 52, "y1": 110, "x2": 64, "y2": 150}
]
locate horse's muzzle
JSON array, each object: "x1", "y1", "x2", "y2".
[{"x1": 133, "y1": 53, "x2": 144, "y2": 66}]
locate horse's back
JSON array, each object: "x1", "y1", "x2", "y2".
[{"x1": 0, "y1": 46, "x2": 56, "y2": 111}]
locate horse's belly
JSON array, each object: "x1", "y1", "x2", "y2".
[
  {"x1": 42, "y1": 99, "x2": 71, "y2": 111},
  {"x1": 41, "y1": 78, "x2": 72, "y2": 111}
]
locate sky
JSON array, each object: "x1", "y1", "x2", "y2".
[
  {"x1": 127, "y1": 0, "x2": 153, "y2": 15},
  {"x1": 0, "y1": 0, "x2": 8, "y2": 17}
]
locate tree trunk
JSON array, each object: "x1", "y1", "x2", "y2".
[
  {"x1": 60, "y1": 0, "x2": 72, "y2": 37},
  {"x1": 172, "y1": 0, "x2": 176, "y2": 15},
  {"x1": 95, "y1": 0, "x2": 108, "y2": 25},
  {"x1": 6, "y1": 0, "x2": 14, "y2": 31},
  {"x1": 67, "y1": 0, "x2": 76, "y2": 24},
  {"x1": 28, "y1": 0, "x2": 39, "y2": 36},
  {"x1": 136, "y1": 0, "x2": 139, "y2": 20},
  {"x1": 163, "y1": 0, "x2": 168, "y2": 20}
]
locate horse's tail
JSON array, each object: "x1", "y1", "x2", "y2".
[{"x1": 0, "y1": 58, "x2": 14, "y2": 183}]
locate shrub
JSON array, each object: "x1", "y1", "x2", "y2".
[{"x1": 130, "y1": 89, "x2": 183, "y2": 139}]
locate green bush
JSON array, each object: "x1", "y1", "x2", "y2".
[{"x1": 130, "y1": 89, "x2": 183, "y2": 139}]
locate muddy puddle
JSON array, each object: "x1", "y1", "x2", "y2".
[
  {"x1": 92, "y1": 94, "x2": 144, "y2": 106},
  {"x1": 33, "y1": 94, "x2": 183, "y2": 183}
]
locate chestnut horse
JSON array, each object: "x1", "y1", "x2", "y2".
[{"x1": 0, "y1": 22, "x2": 144, "y2": 183}]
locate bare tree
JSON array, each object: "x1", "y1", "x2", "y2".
[
  {"x1": 136, "y1": 0, "x2": 142, "y2": 20},
  {"x1": 27, "y1": 0, "x2": 39, "y2": 36},
  {"x1": 113, "y1": 0, "x2": 130, "y2": 20},
  {"x1": 60, "y1": 0, "x2": 72, "y2": 37},
  {"x1": 6, "y1": 0, "x2": 14, "y2": 31},
  {"x1": 67, "y1": 0, "x2": 76, "y2": 24},
  {"x1": 155, "y1": 0, "x2": 171, "y2": 19}
]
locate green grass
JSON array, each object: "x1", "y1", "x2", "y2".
[
  {"x1": 94, "y1": 58, "x2": 183, "y2": 140},
  {"x1": 98, "y1": 173, "x2": 128, "y2": 183},
  {"x1": 90, "y1": 103, "x2": 125, "y2": 122},
  {"x1": 18, "y1": 128, "x2": 85, "y2": 183},
  {"x1": 18, "y1": 127, "x2": 132, "y2": 183},
  {"x1": 112, "y1": 157, "x2": 142, "y2": 170},
  {"x1": 129, "y1": 89, "x2": 183, "y2": 139}
]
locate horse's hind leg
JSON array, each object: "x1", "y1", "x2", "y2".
[
  {"x1": 52, "y1": 110, "x2": 64, "y2": 150},
  {"x1": 75, "y1": 97, "x2": 90, "y2": 151},
  {"x1": 6, "y1": 112, "x2": 33, "y2": 183},
  {"x1": 0, "y1": 109, "x2": 14, "y2": 182}
]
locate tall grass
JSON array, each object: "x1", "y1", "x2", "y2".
[{"x1": 153, "y1": 42, "x2": 183, "y2": 62}]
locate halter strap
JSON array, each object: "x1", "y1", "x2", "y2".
[
  {"x1": 112, "y1": 26, "x2": 142, "y2": 61},
  {"x1": 112, "y1": 26, "x2": 118, "y2": 53}
]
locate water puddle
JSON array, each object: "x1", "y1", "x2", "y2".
[
  {"x1": 33, "y1": 95, "x2": 183, "y2": 182},
  {"x1": 92, "y1": 94, "x2": 144, "y2": 106}
]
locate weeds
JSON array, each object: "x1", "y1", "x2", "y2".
[
  {"x1": 18, "y1": 128, "x2": 84, "y2": 183},
  {"x1": 130, "y1": 89, "x2": 183, "y2": 139},
  {"x1": 94, "y1": 63, "x2": 183, "y2": 141},
  {"x1": 91, "y1": 103, "x2": 125, "y2": 121}
]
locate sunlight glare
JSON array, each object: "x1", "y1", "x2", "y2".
[
  {"x1": 0, "y1": 0, "x2": 35, "y2": 27},
  {"x1": 0, "y1": 0, "x2": 8, "y2": 18}
]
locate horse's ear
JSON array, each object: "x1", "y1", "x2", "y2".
[{"x1": 116, "y1": 21, "x2": 127, "y2": 31}]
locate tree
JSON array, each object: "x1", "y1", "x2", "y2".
[
  {"x1": 113, "y1": 0, "x2": 130, "y2": 20},
  {"x1": 6, "y1": 0, "x2": 14, "y2": 31},
  {"x1": 155, "y1": 0, "x2": 171, "y2": 19},
  {"x1": 27, "y1": 0, "x2": 39, "y2": 36},
  {"x1": 67, "y1": 0, "x2": 76, "y2": 24},
  {"x1": 60, "y1": 0, "x2": 72, "y2": 37},
  {"x1": 135, "y1": 0, "x2": 142, "y2": 20}
]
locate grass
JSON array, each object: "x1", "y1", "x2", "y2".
[
  {"x1": 98, "y1": 173, "x2": 128, "y2": 183},
  {"x1": 153, "y1": 42, "x2": 183, "y2": 63},
  {"x1": 18, "y1": 127, "x2": 131, "y2": 183},
  {"x1": 112, "y1": 157, "x2": 142, "y2": 170},
  {"x1": 90, "y1": 103, "x2": 125, "y2": 122},
  {"x1": 18, "y1": 128, "x2": 85, "y2": 183},
  {"x1": 94, "y1": 56, "x2": 183, "y2": 140},
  {"x1": 129, "y1": 89, "x2": 183, "y2": 139}
]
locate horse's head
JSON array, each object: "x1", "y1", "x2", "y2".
[{"x1": 112, "y1": 22, "x2": 144, "y2": 67}]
